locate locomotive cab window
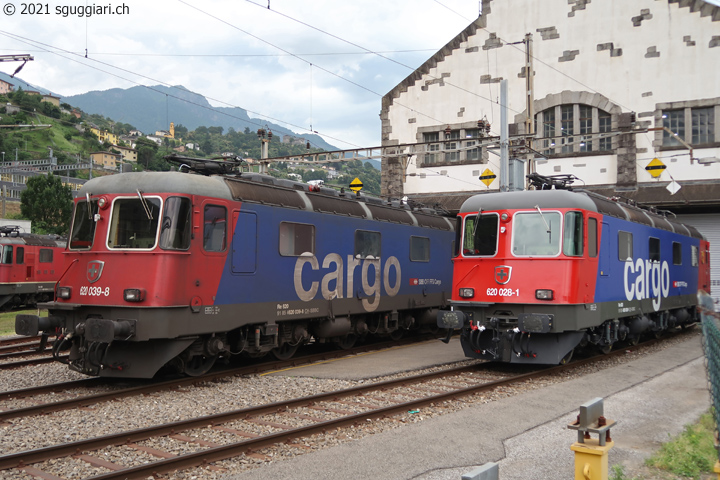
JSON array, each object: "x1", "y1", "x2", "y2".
[
  {"x1": 355, "y1": 230, "x2": 381, "y2": 258},
  {"x1": 463, "y1": 213, "x2": 498, "y2": 256},
  {"x1": 562, "y1": 211, "x2": 583, "y2": 257},
  {"x1": 410, "y1": 236, "x2": 430, "y2": 262},
  {"x1": 203, "y1": 205, "x2": 227, "y2": 252},
  {"x1": 1, "y1": 245, "x2": 11, "y2": 264},
  {"x1": 279, "y1": 222, "x2": 315, "y2": 256},
  {"x1": 618, "y1": 231, "x2": 633, "y2": 261},
  {"x1": 69, "y1": 199, "x2": 99, "y2": 250},
  {"x1": 672, "y1": 242, "x2": 682, "y2": 265},
  {"x1": 159, "y1": 197, "x2": 192, "y2": 251},
  {"x1": 16, "y1": 247, "x2": 24, "y2": 265},
  {"x1": 512, "y1": 211, "x2": 561, "y2": 256},
  {"x1": 107, "y1": 197, "x2": 162, "y2": 250},
  {"x1": 588, "y1": 218, "x2": 598, "y2": 258},
  {"x1": 649, "y1": 237, "x2": 660, "y2": 262}
]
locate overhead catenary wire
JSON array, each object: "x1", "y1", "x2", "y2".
[{"x1": 0, "y1": 30, "x2": 354, "y2": 150}]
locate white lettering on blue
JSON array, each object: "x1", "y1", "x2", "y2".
[
  {"x1": 623, "y1": 258, "x2": 670, "y2": 311},
  {"x1": 294, "y1": 254, "x2": 402, "y2": 312}
]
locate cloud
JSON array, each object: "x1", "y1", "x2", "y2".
[{"x1": 0, "y1": 0, "x2": 478, "y2": 147}]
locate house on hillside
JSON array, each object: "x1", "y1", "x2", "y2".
[
  {"x1": 89, "y1": 127, "x2": 119, "y2": 145},
  {"x1": 90, "y1": 151, "x2": 122, "y2": 169},
  {"x1": 114, "y1": 145, "x2": 138, "y2": 163},
  {"x1": 0, "y1": 79, "x2": 13, "y2": 95},
  {"x1": 381, "y1": 0, "x2": 720, "y2": 301},
  {"x1": 41, "y1": 94, "x2": 60, "y2": 107}
]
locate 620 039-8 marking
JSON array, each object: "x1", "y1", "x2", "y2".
[
  {"x1": 80, "y1": 286, "x2": 110, "y2": 297},
  {"x1": 486, "y1": 287, "x2": 519, "y2": 297}
]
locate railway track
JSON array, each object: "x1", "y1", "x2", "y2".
[
  {"x1": 0, "y1": 336, "x2": 668, "y2": 480},
  {"x1": 0, "y1": 334, "x2": 442, "y2": 422},
  {"x1": 0, "y1": 334, "x2": 57, "y2": 370}
]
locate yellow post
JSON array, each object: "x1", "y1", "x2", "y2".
[
  {"x1": 714, "y1": 460, "x2": 720, "y2": 479},
  {"x1": 568, "y1": 398, "x2": 616, "y2": 480},
  {"x1": 571, "y1": 438, "x2": 614, "y2": 480}
]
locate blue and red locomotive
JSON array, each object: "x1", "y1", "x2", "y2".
[
  {"x1": 0, "y1": 226, "x2": 66, "y2": 310},
  {"x1": 16, "y1": 157, "x2": 455, "y2": 378},
  {"x1": 438, "y1": 175, "x2": 711, "y2": 364}
]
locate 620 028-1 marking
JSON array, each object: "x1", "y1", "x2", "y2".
[
  {"x1": 80, "y1": 286, "x2": 110, "y2": 297},
  {"x1": 486, "y1": 287, "x2": 519, "y2": 297}
]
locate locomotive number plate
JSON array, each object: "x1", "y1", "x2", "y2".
[
  {"x1": 486, "y1": 288, "x2": 519, "y2": 297},
  {"x1": 80, "y1": 286, "x2": 111, "y2": 297}
]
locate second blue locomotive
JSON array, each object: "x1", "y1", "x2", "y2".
[{"x1": 438, "y1": 177, "x2": 711, "y2": 364}]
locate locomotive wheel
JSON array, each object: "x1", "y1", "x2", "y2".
[
  {"x1": 627, "y1": 335, "x2": 640, "y2": 346},
  {"x1": 599, "y1": 344, "x2": 612, "y2": 355},
  {"x1": 334, "y1": 334, "x2": 357, "y2": 350},
  {"x1": 272, "y1": 343, "x2": 299, "y2": 360},
  {"x1": 183, "y1": 354, "x2": 218, "y2": 376},
  {"x1": 389, "y1": 329, "x2": 405, "y2": 341}
]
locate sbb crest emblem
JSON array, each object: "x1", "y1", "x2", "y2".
[
  {"x1": 87, "y1": 260, "x2": 105, "y2": 283},
  {"x1": 494, "y1": 265, "x2": 512, "y2": 285}
]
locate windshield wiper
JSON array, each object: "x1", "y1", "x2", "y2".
[
  {"x1": 85, "y1": 193, "x2": 93, "y2": 220},
  {"x1": 534, "y1": 205, "x2": 551, "y2": 235},
  {"x1": 137, "y1": 189, "x2": 153, "y2": 220},
  {"x1": 472, "y1": 209, "x2": 483, "y2": 238}
]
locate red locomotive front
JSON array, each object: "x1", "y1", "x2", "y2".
[{"x1": 452, "y1": 206, "x2": 602, "y2": 307}]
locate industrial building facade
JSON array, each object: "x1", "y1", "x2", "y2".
[{"x1": 381, "y1": 0, "x2": 720, "y2": 304}]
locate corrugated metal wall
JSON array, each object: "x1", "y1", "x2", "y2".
[{"x1": 677, "y1": 213, "x2": 720, "y2": 310}]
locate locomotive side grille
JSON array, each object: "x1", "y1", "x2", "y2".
[
  {"x1": 225, "y1": 179, "x2": 307, "y2": 209},
  {"x1": 415, "y1": 213, "x2": 455, "y2": 231},
  {"x1": 366, "y1": 204, "x2": 414, "y2": 225},
  {"x1": 307, "y1": 194, "x2": 367, "y2": 217}
]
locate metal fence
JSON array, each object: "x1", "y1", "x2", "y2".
[{"x1": 699, "y1": 290, "x2": 720, "y2": 462}]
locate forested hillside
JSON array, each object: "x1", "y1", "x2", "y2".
[{"x1": 0, "y1": 89, "x2": 381, "y2": 195}]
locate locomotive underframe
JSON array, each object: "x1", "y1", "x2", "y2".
[
  {"x1": 25, "y1": 291, "x2": 446, "y2": 378},
  {"x1": 449, "y1": 294, "x2": 698, "y2": 364},
  {"x1": 0, "y1": 281, "x2": 55, "y2": 310}
]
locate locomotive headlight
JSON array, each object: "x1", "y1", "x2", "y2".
[
  {"x1": 97, "y1": 196, "x2": 109, "y2": 209},
  {"x1": 536, "y1": 289, "x2": 554, "y2": 300},
  {"x1": 459, "y1": 288, "x2": 475, "y2": 298},
  {"x1": 57, "y1": 286, "x2": 72, "y2": 300},
  {"x1": 124, "y1": 288, "x2": 146, "y2": 302}
]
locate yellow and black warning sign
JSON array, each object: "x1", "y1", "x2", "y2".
[
  {"x1": 350, "y1": 177, "x2": 364, "y2": 192},
  {"x1": 479, "y1": 168, "x2": 497, "y2": 187},
  {"x1": 645, "y1": 158, "x2": 666, "y2": 178}
]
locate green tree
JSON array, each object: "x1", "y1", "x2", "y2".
[{"x1": 20, "y1": 174, "x2": 73, "y2": 235}]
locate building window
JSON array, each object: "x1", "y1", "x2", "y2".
[
  {"x1": 579, "y1": 105, "x2": 592, "y2": 152},
  {"x1": 561, "y1": 105, "x2": 574, "y2": 153},
  {"x1": 692, "y1": 107, "x2": 714, "y2": 145},
  {"x1": 660, "y1": 102, "x2": 716, "y2": 147},
  {"x1": 662, "y1": 109, "x2": 686, "y2": 146},
  {"x1": 598, "y1": 111, "x2": 611, "y2": 151},
  {"x1": 537, "y1": 104, "x2": 613, "y2": 155},
  {"x1": 418, "y1": 125, "x2": 490, "y2": 166},
  {"x1": 444, "y1": 129, "x2": 460, "y2": 163},
  {"x1": 423, "y1": 132, "x2": 439, "y2": 164},
  {"x1": 465, "y1": 129, "x2": 481, "y2": 161}
]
